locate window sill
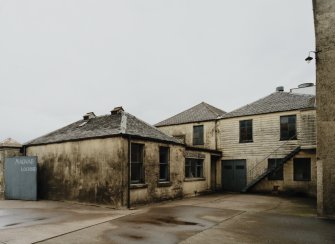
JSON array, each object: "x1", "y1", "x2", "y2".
[
  {"x1": 158, "y1": 181, "x2": 172, "y2": 187},
  {"x1": 130, "y1": 183, "x2": 148, "y2": 189},
  {"x1": 280, "y1": 138, "x2": 297, "y2": 141},
  {"x1": 184, "y1": 178, "x2": 206, "y2": 182},
  {"x1": 239, "y1": 140, "x2": 253, "y2": 143},
  {"x1": 293, "y1": 179, "x2": 311, "y2": 182}
]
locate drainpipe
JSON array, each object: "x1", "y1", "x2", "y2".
[
  {"x1": 127, "y1": 135, "x2": 131, "y2": 209},
  {"x1": 215, "y1": 120, "x2": 218, "y2": 151},
  {"x1": 22, "y1": 145, "x2": 27, "y2": 156}
]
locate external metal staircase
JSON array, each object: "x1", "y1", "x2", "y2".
[{"x1": 241, "y1": 142, "x2": 301, "y2": 193}]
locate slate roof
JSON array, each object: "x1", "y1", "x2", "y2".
[
  {"x1": 155, "y1": 102, "x2": 226, "y2": 127},
  {"x1": 0, "y1": 138, "x2": 22, "y2": 148},
  {"x1": 26, "y1": 112, "x2": 181, "y2": 146},
  {"x1": 221, "y1": 92, "x2": 316, "y2": 119}
]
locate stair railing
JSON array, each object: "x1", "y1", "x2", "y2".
[{"x1": 247, "y1": 134, "x2": 298, "y2": 183}]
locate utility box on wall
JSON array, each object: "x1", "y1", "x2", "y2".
[{"x1": 4, "y1": 156, "x2": 37, "y2": 201}]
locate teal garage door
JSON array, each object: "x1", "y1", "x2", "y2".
[{"x1": 222, "y1": 160, "x2": 246, "y2": 192}]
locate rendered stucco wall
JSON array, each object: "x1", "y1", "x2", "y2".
[
  {"x1": 252, "y1": 150, "x2": 317, "y2": 197},
  {"x1": 218, "y1": 109, "x2": 316, "y2": 194},
  {"x1": 130, "y1": 139, "x2": 185, "y2": 205},
  {"x1": 26, "y1": 138, "x2": 128, "y2": 207},
  {"x1": 313, "y1": 0, "x2": 335, "y2": 218},
  {"x1": 182, "y1": 150, "x2": 211, "y2": 197},
  {"x1": 157, "y1": 121, "x2": 217, "y2": 150}
]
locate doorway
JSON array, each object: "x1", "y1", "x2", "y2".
[{"x1": 221, "y1": 159, "x2": 246, "y2": 192}]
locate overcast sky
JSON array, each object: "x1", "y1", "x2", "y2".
[{"x1": 0, "y1": 0, "x2": 315, "y2": 143}]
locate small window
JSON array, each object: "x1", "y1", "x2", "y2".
[
  {"x1": 193, "y1": 125, "x2": 204, "y2": 145},
  {"x1": 280, "y1": 115, "x2": 297, "y2": 140},
  {"x1": 185, "y1": 158, "x2": 204, "y2": 178},
  {"x1": 294, "y1": 158, "x2": 311, "y2": 181},
  {"x1": 131, "y1": 143, "x2": 144, "y2": 184},
  {"x1": 239, "y1": 120, "x2": 253, "y2": 143},
  {"x1": 159, "y1": 147, "x2": 169, "y2": 182},
  {"x1": 268, "y1": 158, "x2": 284, "y2": 180}
]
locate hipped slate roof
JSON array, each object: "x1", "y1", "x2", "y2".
[
  {"x1": 0, "y1": 138, "x2": 22, "y2": 148},
  {"x1": 26, "y1": 112, "x2": 181, "y2": 146},
  {"x1": 155, "y1": 102, "x2": 226, "y2": 127},
  {"x1": 222, "y1": 92, "x2": 316, "y2": 119}
]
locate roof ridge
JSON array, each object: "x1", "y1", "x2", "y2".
[
  {"x1": 202, "y1": 102, "x2": 222, "y2": 117},
  {"x1": 155, "y1": 102, "x2": 225, "y2": 126},
  {"x1": 125, "y1": 112, "x2": 173, "y2": 136},
  {"x1": 155, "y1": 103, "x2": 202, "y2": 126}
]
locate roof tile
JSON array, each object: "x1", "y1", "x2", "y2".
[
  {"x1": 221, "y1": 92, "x2": 315, "y2": 119},
  {"x1": 26, "y1": 112, "x2": 180, "y2": 146},
  {"x1": 155, "y1": 102, "x2": 226, "y2": 127}
]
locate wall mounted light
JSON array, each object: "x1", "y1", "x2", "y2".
[{"x1": 305, "y1": 51, "x2": 320, "y2": 63}]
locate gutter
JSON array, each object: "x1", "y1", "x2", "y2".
[{"x1": 185, "y1": 146, "x2": 222, "y2": 155}]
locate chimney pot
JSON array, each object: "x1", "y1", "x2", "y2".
[
  {"x1": 276, "y1": 86, "x2": 284, "y2": 92},
  {"x1": 83, "y1": 112, "x2": 96, "y2": 120},
  {"x1": 111, "y1": 106, "x2": 124, "y2": 115}
]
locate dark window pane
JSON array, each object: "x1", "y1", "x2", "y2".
[
  {"x1": 160, "y1": 164, "x2": 168, "y2": 180},
  {"x1": 268, "y1": 158, "x2": 283, "y2": 180},
  {"x1": 240, "y1": 120, "x2": 253, "y2": 143},
  {"x1": 185, "y1": 158, "x2": 204, "y2": 178},
  {"x1": 193, "y1": 125, "x2": 204, "y2": 145},
  {"x1": 159, "y1": 147, "x2": 169, "y2": 181},
  {"x1": 131, "y1": 144, "x2": 144, "y2": 183},
  {"x1": 280, "y1": 115, "x2": 297, "y2": 140},
  {"x1": 294, "y1": 158, "x2": 311, "y2": 181}
]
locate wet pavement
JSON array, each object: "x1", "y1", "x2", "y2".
[
  {"x1": 0, "y1": 200, "x2": 135, "y2": 244},
  {"x1": 1, "y1": 194, "x2": 335, "y2": 243}
]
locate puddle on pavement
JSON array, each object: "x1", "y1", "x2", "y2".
[
  {"x1": 0, "y1": 207, "x2": 111, "y2": 230},
  {"x1": 0, "y1": 209, "x2": 65, "y2": 229},
  {"x1": 125, "y1": 215, "x2": 199, "y2": 226},
  {"x1": 101, "y1": 205, "x2": 241, "y2": 244}
]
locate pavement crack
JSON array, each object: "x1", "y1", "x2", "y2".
[{"x1": 31, "y1": 211, "x2": 138, "y2": 244}]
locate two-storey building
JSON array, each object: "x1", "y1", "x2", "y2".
[
  {"x1": 156, "y1": 87, "x2": 317, "y2": 197},
  {"x1": 218, "y1": 88, "x2": 316, "y2": 196},
  {"x1": 156, "y1": 102, "x2": 225, "y2": 194}
]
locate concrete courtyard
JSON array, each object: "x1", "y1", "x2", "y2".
[{"x1": 0, "y1": 194, "x2": 334, "y2": 244}]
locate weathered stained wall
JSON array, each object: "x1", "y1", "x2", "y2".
[
  {"x1": 252, "y1": 150, "x2": 317, "y2": 197},
  {"x1": 218, "y1": 109, "x2": 316, "y2": 193},
  {"x1": 313, "y1": 0, "x2": 335, "y2": 217},
  {"x1": 218, "y1": 110, "x2": 316, "y2": 158},
  {"x1": 157, "y1": 121, "x2": 218, "y2": 150},
  {"x1": 183, "y1": 149, "x2": 212, "y2": 196},
  {"x1": 130, "y1": 139, "x2": 185, "y2": 205},
  {"x1": 26, "y1": 137, "x2": 128, "y2": 207},
  {"x1": 0, "y1": 148, "x2": 22, "y2": 199}
]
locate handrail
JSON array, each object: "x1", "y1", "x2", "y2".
[{"x1": 246, "y1": 134, "x2": 298, "y2": 181}]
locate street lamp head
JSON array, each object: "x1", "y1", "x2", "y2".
[
  {"x1": 305, "y1": 50, "x2": 320, "y2": 63},
  {"x1": 305, "y1": 56, "x2": 313, "y2": 63}
]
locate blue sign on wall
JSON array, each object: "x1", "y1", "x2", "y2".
[{"x1": 4, "y1": 156, "x2": 37, "y2": 201}]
